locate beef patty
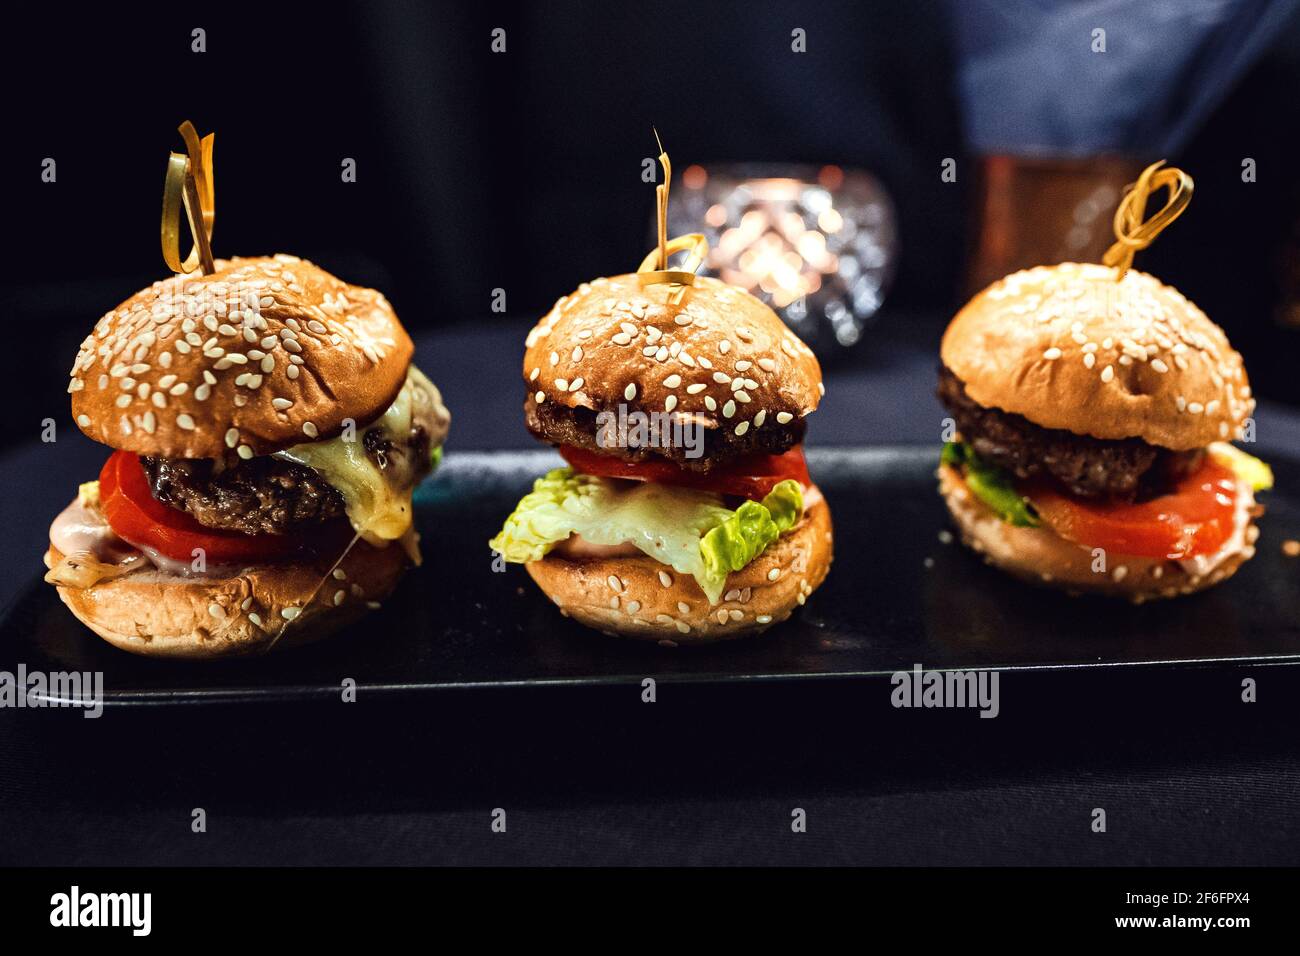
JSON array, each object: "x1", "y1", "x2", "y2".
[
  {"x1": 937, "y1": 364, "x2": 1204, "y2": 501},
  {"x1": 142, "y1": 455, "x2": 347, "y2": 536},
  {"x1": 524, "y1": 395, "x2": 805, "y2": 473}
]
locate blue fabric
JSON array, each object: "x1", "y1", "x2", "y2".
[{"x1": 951, "y1": 0, "x2": 1300, "y2": 155}]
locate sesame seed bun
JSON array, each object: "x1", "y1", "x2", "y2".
[
  {"x1": 524, "y1": 493, "x2": 832, "y2": 642},
  {"x1": 938, "y1": 464, "x2": 1257, "y2": 602},
  {"x1": 522, "y1": 273, "x2": 823, "y2": 464},
  {"x1": 68, "y1": 255, "x2": 414, "y2": 459},
  {"x1": 941, "y1": 263, "x2": 1253, "y2": 450},
  {"x1": 43, "y1": 536, "x2": 408, "y2": 659}
]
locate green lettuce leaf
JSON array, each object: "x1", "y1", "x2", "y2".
[
  {"x1": 489, "y1": 469, "x2": 804, "y2": 603},
  {"x1": 941, "y1": 442, "x2": 1040, "y2": 528}
]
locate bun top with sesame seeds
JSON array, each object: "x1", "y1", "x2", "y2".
[
  {"x1": 520, "y1": 273, "x2": 823, "y2": 467},
  {"x1": 68, "y1": 255, "x2": 413, "y2": 459},
  {"x1": 941, "y1": 263, "x2": 1254, "y2": 451}
]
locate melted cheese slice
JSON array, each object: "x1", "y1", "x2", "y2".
[{"x1": 274, "y1": 365, "x2": 443, "y2": 546}]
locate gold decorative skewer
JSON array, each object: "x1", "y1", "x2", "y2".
[
  {"x1": 161, "y1": 120, "x2": 216, "y2": 275},
  {"x1": 637, "y1": 129, "x2": 708, "y2": 303},
  {"x1": 1102, "y1": 160, "x2": 1193, "y2": 281}
]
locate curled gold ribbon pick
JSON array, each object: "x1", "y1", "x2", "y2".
[
  {"x1": 1102, "y1": 160, "x2": 1192, "y2": 281},
  {"x1": 161, "y1": 120, "x2": 216, "y2": 275},
  {"x1": 637, "y1": 129, "x2": 708, "y2": 301}
]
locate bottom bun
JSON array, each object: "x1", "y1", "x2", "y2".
[
  {"x1": 45, "y1": 537, "x2": 409, "y2": 659},
  {"x1": 939, "y1": 464, "x2": 1258, "y2": 602},
  {"x1": 525, "y1": 493, "x2": 833, "y2": 643}
]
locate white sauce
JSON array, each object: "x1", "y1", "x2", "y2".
[
  {"x1": 49, "y1": 498, "x2": 239, "y2": 579},
  {"x1": 49, "y1": 499, "x2": 136, "y2": 564}
]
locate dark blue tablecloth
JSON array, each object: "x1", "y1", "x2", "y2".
[{"x1": 3, "y1": 316, "x2": 1299, "y2": 866}]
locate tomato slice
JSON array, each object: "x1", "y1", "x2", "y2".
[
  {"x1": 1026, "y1": 457, "x2": 1241, "y2": 560},
  {"x1": 559, "y1": 445, "x2": 811, "y2": 500},
  {"x1": 98, "y1": 450, "x2": 331, "y2": 564}
]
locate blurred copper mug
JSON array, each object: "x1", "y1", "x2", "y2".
[{"x1": 964, "y1": 155, "x2": 1146, "y2": 297}]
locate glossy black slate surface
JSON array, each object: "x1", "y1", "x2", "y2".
[{"x1": 3, "y1": 447, "x2": 1298, "y2": 705}]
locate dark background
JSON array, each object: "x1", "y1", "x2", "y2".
[{"x1": 3, "y1": 0, "x2": 1300, "y2": 449}]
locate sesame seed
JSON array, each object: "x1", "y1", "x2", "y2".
[
  {"x1": 624, "y1": 383, "x2": 637, "y2": 401},
  {"x1": 1084, "y1": 353, "x2": 1096, "y2": 369},
  {"x1": 719, "y1": 340, "x2": 732, "y2": 354},
  {"x1": 677, "y1": 601, "x2": 690, "y2": 614},
  {"x1": 704, "y1": 396, "x2": 717, "y2": 411},
  {"x1": 735, "y1": 390, "x2": 751, "y2": 403},
  {"x1": 76, "y1": 414, "x2": 90, "y2": 427},
  {"x1": 176, "y1": 413, "x2": 196, "y2": 430},
  {"x1": 665, "y1": 395, "x2": 678, "y2": 412},
  {"x1": 334, "y1": 590, "x2": 346, "y2": 606},
  {"x1": 607, "y1": 575, "x2": 624, "y2": 593},
  {"x1": 572, "y1": 346, "x2": 583, "y2": 362},
  {"x1": 237, "y1": 444, "x2": 253, "y2": 460},
  {"x1": 535, "y1": 391, "x2": 546, "y2": 404},
  {"x1": 728, "y1": 609, "x2": 744, "y2": 622},
  {"x1": 767, "y1": 568, "x2": 781, "y2": 581},
  {"x1": 208, "y1": 603, "x2": 226, "y2": 620},
  {"x1": 224, "y1": 428, "x2": 239, "y2": 448},
  {"x1": 280, "y1": 607, "x2": 301, "y2": 621},
  {"x1": 754, "y1": 409, "x2": 767, "y2": 427},
  {"x1": 663, "y1": 374, "x2": 682, "y2": 388},
  {"x1": 735, "y1": 360, "x2": 752, "y2": 371},
  {"x1": 1151, "y1": 358, "x2": 1169, "y2": 373},
  {"x1": 776, "y1": 412, "x2": 793, "y2": 424},
  {"x1": 756, "y1": 614, "x2": 773, "y2": 624},
  {"x1": 686, "y1": 382, "x2": 707, "y2": 395},
  {"x1": 735, "y1": 421, "x2": 750, "y2": 436},
  {"x1": 332, "y1": 568, "x2": 347, "y2": 580},
  {"x1": 303, "y1": 421, "x2": 319, "y2": 438},
  {"x1": 658, "y1": 571, "x2": 673, "y2": 588},
  {"x1": 1043, "y1": 347, "x2": 1062, "y2": 360},
  {"x1": 1101, "y1": 365, "x2": 1115, "y2": 383},
  {"x1": 626, "y1": 600, "x2": 641, "y2": 613},
  {"x1": 722, "y1": 400, "x2": 736, "y2": 418},
  {"x1": 713, "y1": 372, "x2": 731, "y2": 384}
]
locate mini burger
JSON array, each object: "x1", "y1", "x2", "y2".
[
  {"x1": 490, "y1": 273, "x2": 833, "y2": 642},
  {"x1": 46, "y1": 255, "x2": 450, "y2": 657},
  {"x1": 937, "y1": 262, "x2": 1271, "y2": 601}
]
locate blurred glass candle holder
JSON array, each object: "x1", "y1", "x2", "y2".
[{"x1": 665, "y1": 163, "x2": 897, "y2": 356}]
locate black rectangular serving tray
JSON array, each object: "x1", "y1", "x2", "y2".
[{"x1": 3, "y1": 447, "x2": 1298, "y2": 706}]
